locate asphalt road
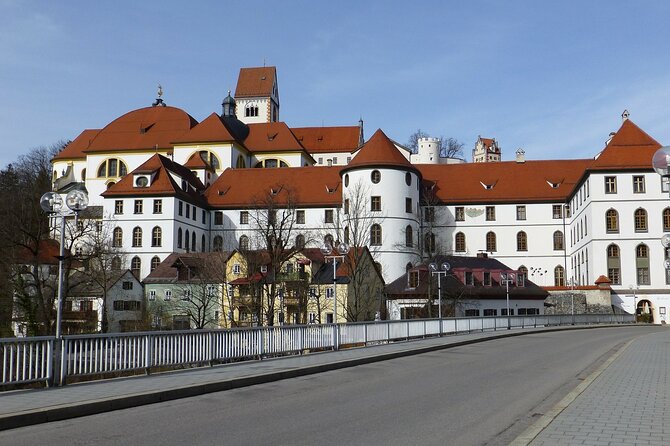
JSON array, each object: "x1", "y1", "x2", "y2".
[{"x1": 1, "y1": 326, "x2": 662, "y2": 446}]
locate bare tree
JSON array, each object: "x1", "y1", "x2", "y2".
[{"x1": 406, "y1": 129, "x2": 464, "y2": 159}]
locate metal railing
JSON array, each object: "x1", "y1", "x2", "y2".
[{"x1": 1, "y1": 313, "x2": 633, "y2": 388}]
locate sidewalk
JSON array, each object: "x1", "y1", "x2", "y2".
[
  {"x1": 514, "y1": 329, "x2": 670, "y2": 446},
  {"x1": 0, "y1": 324, "x2": 641, "y2": 434}
]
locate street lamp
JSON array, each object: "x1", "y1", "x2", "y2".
[
  {"x1": 320, "y1": 241, "x2": 350, "y2": 325},
  {"x1": 40, "y1": 190, "x2": 89, "y2": 340},
  {"x1": 429, "y1": 262, "x2": 450, "y2": 329},
  {"x1": 629, "y1": 285, "x2": 638, "y2": 322},
  {"x1": 500, "y1": 272, "x2": 515, "y2": 330},
  {"x1": 653, "y1": 147, "x2": 670, "y2": 324}
]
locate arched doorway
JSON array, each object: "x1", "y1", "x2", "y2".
[{"x1": 636, "y1": 299, "x2": 654, "y2": 323}]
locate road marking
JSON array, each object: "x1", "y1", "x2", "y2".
[{"x1": 509, "y1": 337, "x2": 635, "y2": 446}]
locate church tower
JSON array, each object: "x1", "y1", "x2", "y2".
[{"x1": 234, "y1": 66, "x2": 279, "y2": 124}]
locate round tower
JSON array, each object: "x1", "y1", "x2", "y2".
[{"x1": 417, "y1": 137, "x2": 441, "y2": 164}]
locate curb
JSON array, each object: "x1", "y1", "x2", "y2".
[{"x1": 0, "y1": 324, "x2": 635, "y2": 431}]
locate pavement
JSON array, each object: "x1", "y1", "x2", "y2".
[{"x1": 0, "y1": 323, "x2": 665, "y2": 446}]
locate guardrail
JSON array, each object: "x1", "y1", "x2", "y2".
[{"x1": 1, "y1": 313, "x2": 633, "y2": 388}]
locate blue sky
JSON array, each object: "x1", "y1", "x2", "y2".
[{"x1": 2, "y1": 0, "x2": 670, "y2": 168}]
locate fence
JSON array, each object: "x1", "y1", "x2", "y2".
[{"x1": 1, "y1": 313, "x2": 633, "y2": 387}]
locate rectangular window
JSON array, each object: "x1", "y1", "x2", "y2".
[
  {"x1": 324, "y1": 209, "x2": 334, "y2": 223},
  {"x1": 240, "y1": 211, "x2": 249, "y2": 224},
  {"x1": 608, "y1": 268, "x2": 621, "y2": 285},
  {"x1": 637, "y1": 268, "x2": 650, "y2": 286},
  {"x1": 483, "y1": 309, "x2": 497, "y2": 316},
  {"x1": 332, "y1": 156, "x2": 338, "y2": 164},
  {"x1": 122, "y1": 281, "x2": 133, "y2": 290},
  {"x1": 233, "y1": 264, "x2": 241, "y2": 275},
  {"x1": 347, "y1": 156, "x2": 352, "y2": 164},
  {"x1": 326, "y1": 287, "x2": 334, "y2": 299},
  {"x1": 202, "y1": 210, "x2": 206, "y2": 224},
  {"x1": 501, "y1": 308, "x2": 515, "y2": 316},
  {"x1": 662, "y1": 177, "x2": 670, "y2": 193},
  {"x1": 114, "y1": 200, "x2": 123, "y2": 215},
  {"x1": 486, "y1": 206, "x2": 495, "y2": 221},
  {"x1": 164, "y1": 290, "x2": 172, "y2": 301},
  {"x1": 153, "y1": 199, "x2": 162, "y2": 214},
  {"x1": 148, "y1": 290, "x2": 156, "y2": 301},
  {"x1": 371, "y1": 196, "x2": 382, "y2": 212},
  {"x1": 552, "y1": 205, "x2": 563, "y2": 219},
  {"x1": 605, "y1": 176, "x2": 617, "y2": 194},
  {"x1": 483, "y1": 272, "x2": 491, "y2": 286},
  {"x1": 405, "y1": 197, "x2": 412, "y2": 213},
  {"x1": 186, "y1": 205, "x2": 190, "y2": 219},
  {"x1": 318, "y1": 157, "x2": 323, "y2": 165},
  {"x1": 296, "y1": 210, "x2": 305, "y2": 224},
  {"x1": 192, "y1": 206, "x2": 197, "y2": 221},
  {"x1": 178, "y1": 201, "x2": 183, "y2": 216},
  {"x1": 455, "y1": 207, "x2": 465, "y2": 221},
  {"x1": 182, "y1": 289, "x2": 192, "y2": 301},
  {"x1": 214, "y1": 211, "x2": 223, "y2": 225},
  {"x1": 633, "y1": 175, "x2": 645, "y2": 193},
  {"x1": 465, "y1": 271, "x2": 474, "y2": 286},
  {"x1": 95, "y1": 221, "x2": 103, "y2": 233},
  {"x1": 465, "y1": 309, "x2": 480, "y2": 317},
  {"x1": 344, "y1": 199, "x2": 349, "y2": 215},
  {"x1": 408, "y1": 270, "x2": 419, "y2": 288},
  {"x1": 667, "y1": 269, "x2": 670, "y2": 286},
  {"x1": 424, "y1": 207, "x2": 435, "y2": 223},
  {"x1": 134, "y1": 200, "x2": 143, "y2": 214},
  {"x1": 516, "y1": 205, "x2": 526, "y2": 221}
]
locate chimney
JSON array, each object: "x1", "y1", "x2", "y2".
[
  {"x1": 515, "y1": 148, "x2": 525, "y2": 163},
  {"x1": 477, "y1": 252, "x2": 488, "y2": 258}
]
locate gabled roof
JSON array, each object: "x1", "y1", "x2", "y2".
[
  {"x1": 418, "y1": 158, "x2": 591, "y2": 204},
  {"x1": 15, "y1": 239, "x2": 64, "y2": 265},
  {"x1": 171, "y1": 113, "x2": 245, "y2": 145},
  {"x1": 184, "y1": 152, "x2": 215, "y2": 171},
  {"x1": 53, "y1": 129, "x2": 100, "y2": 160},
  {"x1": 244, "y1": 122, "x2": 307, "y2": 154},
  {"x1": 101, "y1": 154, "x2": 207, "y2": 205},
  {"x1": 342, "y1": 129, "x2": 418, "y2": 174},
  {"x1": 205, "y1": 166, "x2": 342, "y2": 208},
  {"x1": 144, "y1": 252, "x2": 230, "y2": 284},
  {"x1": 235, "y1": 67, "x2": 277, "y2": 98},
  {"x1": 82, "y1": 106, "x2": 198, "y2": 153},
  {"x1": 589, "y1": 119, "x2": 661, "y2": 171},
  {"x1": 291, "y1": 126, "x2": 360, "y2": 154}
]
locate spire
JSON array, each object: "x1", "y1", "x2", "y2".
[
  {"x1": 222, "y1": 90, "x2": 236, "y2": 117},
  {"x1": 152, "y1": 84, "x2": 166, "y2": 107},
  {"x1": 358, "y1": 117, "x2": 365, "y2": 148}
]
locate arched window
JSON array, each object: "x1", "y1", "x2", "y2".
[
  {"x1": 455, "y1": 232, "x2": 466, "y2": 252},
  {"x1": 239, "y1": 235, "x2": 249, "y2": 251},
  {"x1": 150, "y1": 256, "x2": 161, "y2": 272},
  {"x1": 177, "y1": 228, "x2": 183, "y2": 249},
  {"x1": 111, "y1": 256, "x2": 121, "y2": 270},
  {"x1": 554, "y1": 265, "x2": 565, "y2": 286},
  {"x1": 324, "y1": 234, "x2": 334, "y2": 247},
  {"x1": 663, "y1": 208, "x2": 670, "y2": 232},
  {"x1": 97, "y1": 158, "x2": 127, "y2": 178},
  {"x1": 517, "y1": 231, "x2": 528, "y2": 251},
  {"x1": 151, "y1": 226, "x2": 162, "y2": 247},
  {"x1": 198, "y1": 151, "x2": 220, "y2": 170},
  {"x1": 405, "y1": 225, "x2": 413, "y2": 247},
  {"x1": 81, "y1": 168, "x2": 86, "y2": 181},
  {"x1": 185, "y1": 230, "x2": 190, "y2": 252},
  {"x1": 213, "y1": 236, "x2": 223, "y2": 252},
  {"x1": 370, "y1": 224, "x2": 382, "y2": 246},
  {"x1": 371, "y1": 170, "x2": 381, "y2": 184},
  {"x1": 254, "y1": 158, "x2": 289, "y2": 168},
  {"x1": 634, "y1": 208, "x2": 648, "y2": 232},
  {"x1": 486, "y1": 231, "x2": 496, "y2": 252},
  {"x1": 112, "y1": 227, "x2": 123, "y2": 248},
  {"x1": 191, "y1": 232, "x2": 196, "y2": 252},
  {"x1": 236, "y1": 155, "x2": 246, "y2": 168},
  {"x1": 344, "y1": 174, "x2": 349, "y2": 187},
  {"x1": 406, "y1": 262, "x2": 413, "y2": 272},
  {"x1": 201, "y1": 234, "x2": 206, "y2": 252},
  {"x1": 553, "y1": 231, "x2": 564, "y2": 250},
  {"x1": 424, "y1": 232, "x2": 436, "y2": 253},
  {"x1": 518, "y1": 266, "x2": 528, "y2": 282},
  {"x1": 636, "y1": 244, "x2": 650, "y2": 285},
  {"x1": 130, "y1": 256, "x2": 141, "y2": 278},
  {"x1": 295, "y1": 234, "x2": 305, "y2": 249},
  {"x1": 606, "y1": 209, "x2": 619, "y2": 233},
  {"x1": 607, "y1": 244, "x2": 621, "y2": 285},
  {"x1": 245, "y1": 104, "x2": 259, "y2": 117},
  {"x1": 405, "y1": 172, "x2": 412, "y2": 186},
  {"x1": 132, "y1": 227, "x2": 142, "y2": 247}
]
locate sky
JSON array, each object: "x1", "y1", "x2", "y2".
[{"x1": 2, "y1": 0, "x2": 670, "y2": 168}]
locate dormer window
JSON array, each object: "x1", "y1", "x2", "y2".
[
  {"x1": 134, "y1": 175, "x2": 149, "y2": 188},
  {"x1": 408, "y1": 270, "x2": 419, "y2": 288},
  {"x1": 480, "y1": 181, "x2": 496, "y2": 190}
]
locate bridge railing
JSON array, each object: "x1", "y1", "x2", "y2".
[{"x1": 1, "y1": 313, "x2": 633, "y2": 388}]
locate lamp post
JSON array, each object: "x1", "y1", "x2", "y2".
[
  {"x1": 40, "y1": 190, "x2": 89, "y2": 340},
  {"x1": 320, "y1": 241, "x2": 350, "y2": 325},
  {"x1": 629, "y1": 285, "x2": 638, "y2": 322},
  {"x1": 500, "y1": 272, "x2": 515, "y2": 330},
  {"x1": 652, "y1": 147, "x2": 670, "y2": 324},
  {"x1": 429, "y1": 262, "x2": 450, "y2": 335}
]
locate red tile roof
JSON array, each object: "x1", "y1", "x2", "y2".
[
  {"x1": 205, "y1": 166, "x2": 342, "y2": 208},
  {"x1": 291, "y1": 126, "x2": 360, "y2": 153},
  {"x1": 83, "y1": 106, "x2": 197, "y2": 153},
  {"x1": 184, "y1": 152, "x2": 215, "y2": 170},
  {"x1": 171, "y1": 113, "x2": 240, "y2": 145},
  {"x1": 343, "y1": 129, "x2": 418, "y2": 173},
  {"x1": 102, "y1": 154, "x2": 207, "y2": 205},
  {"x1": 589, "y1": 119, "x2": 661, "y2": 171},
  {"x1": 418, "y1": 158, "x2": 592, "y2": 204},
  {"x1": 53, "y1": 129, "x2": 100, "y2": 160},
  {"x1": 235, "y1": 67, "x2": 276, "y2": 98},
  {"x1": 244, "y1": 122, "x2": 308, "y2": 154}
]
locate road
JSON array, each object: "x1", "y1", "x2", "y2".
[{"x1": 1, "y1": 326, "x2": 662, "y2": 446}]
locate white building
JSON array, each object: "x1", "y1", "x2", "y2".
[{"x1": 49, "y1": 67, "x2": 670, "y2": 322}]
